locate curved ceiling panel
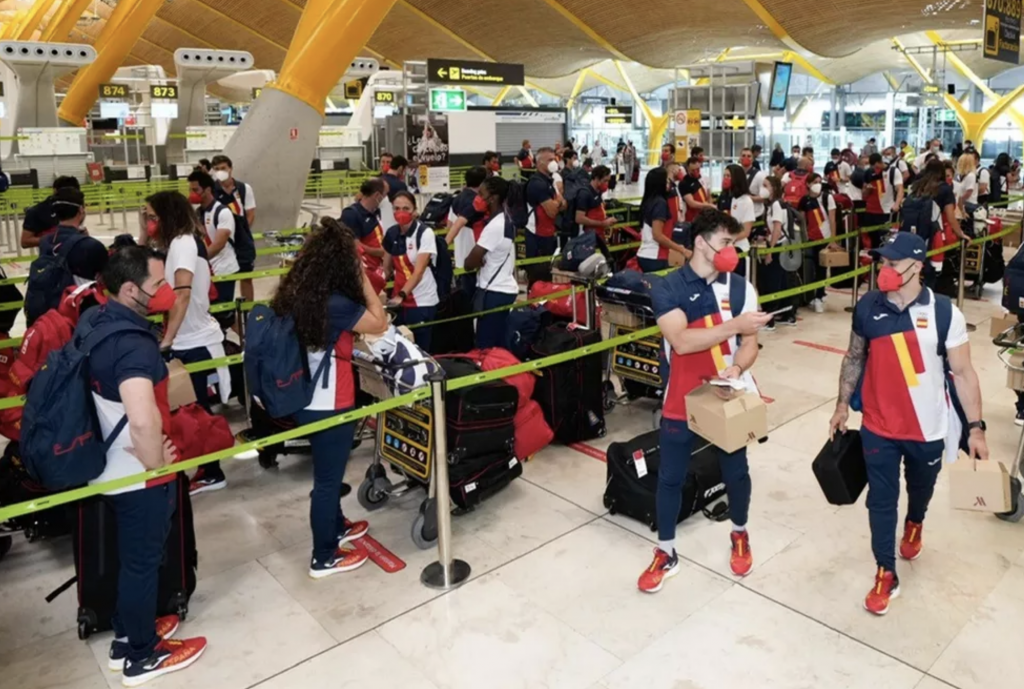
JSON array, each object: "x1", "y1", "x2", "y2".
[
  {"x1": 366, "y1": 2, "x2": 480, "y2": 70},
  {"x1": 405, "y1": 0, "x2": 612, "y2": 77},
  {"x1": 155, "y1": 0, "x2": 287, "y2": 71},
  {"x1": 760, "y1": 0, "x2": 981, "y2": 57},
  {"x1": 555, "y1": 0, "x2": 782, "y2": 68}
]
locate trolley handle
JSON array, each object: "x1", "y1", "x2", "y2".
[{"x1": 993, "y1": 323, "x2": 1024, "y2": 349}]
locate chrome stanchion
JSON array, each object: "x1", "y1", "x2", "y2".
[
  {"x1": 748, "y1": 245, "x2": 758, "y2": 290},
  {"x1": 868, "y1": 261, "x2": 877, "y2": 292},
  {"x1": 235, "y1": 297, "x2": 251, "y2": 424},
  {"x1": 845, "y1": 228, "x2": 861, "y2": 313},
  {"x1": 421, "y1": 370, "x2": 471, "y2": 590},
  {"x1": 957, "y1": 238, "x2": 977, "y2": 332}
]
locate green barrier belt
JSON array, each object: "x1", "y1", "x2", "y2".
[{"x1": 0, "y1": 275, "x2": 27, "y2": 286}]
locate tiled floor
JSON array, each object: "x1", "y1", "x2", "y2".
[{"x1": 2, "y1": 238, "x2": 1023, "y2": 687}]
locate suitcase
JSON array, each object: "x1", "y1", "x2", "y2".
[
  {"x1": 429, "y1": 289, "x2": 475, "y2": 355},
  {"x1": 438, "y1": 359, "x2": 517, "y2": 462},
  {"x1": 0, "y1": 440, "x2": 70, "y2": 541},
  {"x1": 514, "y1": 399, "x2": 554, "y2": 460},
  {"x1": 246, "y1": 397, "x2": 311, "y2": 469},
  {"x1": 603, "y1": 430, "x2": 728, "y2": 531},
  {"x1": 66, "y1": 474, "x2": 197, "y2": 640},
  {"x1": 531, "y1": 323, "x2": 606, "y2": 443},
  {"x1": 812, "y1": 430, "x2": 866, "y2": 505},
  {"x1": 449, "y1": 452, "x2": 523, "y2": 511}
]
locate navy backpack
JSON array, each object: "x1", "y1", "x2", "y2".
[
  {"x1": 21, "y1": 318, "x2": 152, "y2": 490},
  {"x1": 244, "y1": 305, "x2": 338, "y2": 419},
  {"x1": 899, "y1": 195, "x2": 938, "y2": 243},
  {"x1": 25, "y1": 232, "x2": 89, "y2": 326},
  {"x1": 560, "y1": 231, "x2": 598, "y2": 271}
]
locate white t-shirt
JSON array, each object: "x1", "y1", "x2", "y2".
[
  {"x1": 959, "y1": 171, "x2": 978, "y2": 205},
  {"x1": 201, "y1": 201, "x2": 239, "y2": 276},
  {"x1": 768, "y1": 200, "x2": 788, "y2": 241},
  {"x1": 730, "y1": 194, "x2": 756, "y2": 252},
  {"x1": 476, "y1": 212, "x2": 518, "y2": 295},
  {"x1": 839, "y1": 161, "x2": 862, "y2": 201},
  {"x1": 978, "y1": 168, "x2": 991, "y2": 197},
  {"x1": 747, "y1": 168, "x2": 767, "y2": 215},
  {"x1": 165, "y1": 234, "x2": 224, "y2": 351},
  {"x1": 393, "y1": 222, "x2": 439, "y2": 308},
  {"x1": 880, "y1": 167, "x2": 904, "y2": 213}
]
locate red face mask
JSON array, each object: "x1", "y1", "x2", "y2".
[
  {"x1": 138, "y1": 283, "x2": 176, "y2": 314},
  {"x1": 187, "y1": 191, "x2": 202, "y2": 205},
  {"x1": 146, "y1": 219, "x2": 159, "y2": 238},
  {"x1": 722, "y1": 176, "x2": 733, "y2": 190},
  {"x1": 598, "y1": 182, "x2": 609, "y2": 193},
  {"x1": 472, "y1": 195, "x2": 489, "y2": 213},
  {"x1": 489, "y1": 161, "x2": 500, "y2": 171},
  {"x1": 661, "y1": 151, "x2": 672, "y2": 162},
  {"x1": 394, "y1": 210, "x2": 414, "y2": 226},
  {"x1": 877, "y1": 264, "x2": 913, "y2": 292},
  {"x1": 711, "y1": 244, "x2": 740, "y2": 273},
  {"x1": 675, "y1": 170, "x2": 684, "y2": 181},
  {"x1": 381, "y1": 162, "x2": 391, "y2": 174}
]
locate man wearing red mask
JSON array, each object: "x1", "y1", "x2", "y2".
[
  {"x1": 188, "y1": 170, "x2": 238, "y2": 331},
  {"x1": 638, "y1": 209, "x2": 771, "y2": 593},
  {"x1": 829, "y1": 232, "x2": 986, "y2": 616},
  {"x1": 661, "y1": 142, "x2": 676, "y2": 166},
  {"x1": 574, "y1": 164, "x2": 617, "y2": 247},
  {"x1": 379, "y1": 151, "x2": 393, "y2": 175},
  {"x1": 482, "y1": 151, "x2": 501, "y2": 177},
  {"x1": 679, "y1": 157, "x2": 716, "y2": 223}
]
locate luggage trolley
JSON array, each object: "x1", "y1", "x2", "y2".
[
  {"x1": 352, "y1": 351, "x2": 445, "y2": 550},
  {"x1": 596, "y1": 284, "x2": 665, "y2": 428},
  {"x1": 992, "y1": 324, "x2": 1024, "y2": 522}
]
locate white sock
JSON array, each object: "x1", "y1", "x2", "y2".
[
  {"x1": 732, "y1": 524, "x2": 746, "y2": 533},
  {"x1": 658, "y1": 540, "x2": 675, "y2": 556}
]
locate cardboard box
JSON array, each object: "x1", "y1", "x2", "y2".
[
  {"x1": 684, "y1": 384, "x2": 768, "y2": 453},
  {"x1": 949, "y1": 457, "x2": 1012, "y2": 513},
  {"x1": 990, "y1": 314, "x2": 1017, "y2": 339},
  {"x1": 601, "y1": 302, "x2": 644, "y2": 329},
  {"x1": 1007, "y1": 352, "x2": 1024, "y2": 391},
  {"x1": 167, "y1": 360, "x2": 198, "y2": 411},
  {"x1": 819, "y1": 249, "x2": 850, "y2": 268},
  {"x1": 551, "y1": 268, "x2": 576, "y2": 284}
]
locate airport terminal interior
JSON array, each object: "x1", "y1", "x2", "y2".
[{"x1": 5, "y1": 1, "x2": 1024, "y2": 688}]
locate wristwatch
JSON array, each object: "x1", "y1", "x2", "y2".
[
  {"x1": 967, "y1": 420, "x2": 987, "y2": 433},
  {"x1": 398, "y1": 290, "x2": 408, "y2": 301}
]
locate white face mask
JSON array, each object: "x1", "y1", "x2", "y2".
[
  {"x1": 573, "y1": 159, "x2": 581, "y2": 169},
  {"x1": 213, "y1": 169, "x2": 230, "y2": 182},
  {"x1": 759, "y1": 186, "x2": 772, "y2": 200},
  {"x1": 547, "y1": 161, "x2": 559, "y2": 174},
  {"x1": 883, "y1": 156, "x2": 893, "y2": 165},
  {"x1": 810, "y1": 183, "x2": 822, "y2": 195}
]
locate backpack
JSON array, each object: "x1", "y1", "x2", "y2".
[
  {"x1": 244, "y1": 304, "x2": 340, "y2": 419},
  {"x1": 504, "y1": 306, "x2": 553, "y2": 361},
  {"x1": 557, "y1": 171, "x2": 586, "y2": 236},
  {"x1": 24, "y1": 233, "x2": 89, "y2": 327},
  {"x1": 560, "y1": 231, "x2": 598, "y2": 271},
  {"x1": 899, "y1": 195, "x2": 938, "y2": 242},
  {"x1": 414, "y1": 222, "x2": 453, "y2": 300},
  {"x1": 746, "y1": 166, "x2": 759, "y2": 186},
  {"x1": 0, "y1": 171, "x2": 10, "y2": 193},
  {"x1": 1003, "y1": 244, "x2": 1024, "y2": 314},
  {"x1": 420, "y1": 193, "x2": 455, "y2": 227},
  {"x1": 783, "y1": 170, "x2": 809, "y2": 206},
  {"x1": 986, "y1": 166, "x2": 1004, "y2": 206},
  {"x1": 215, "y1": 183, "x2": 256, "y2": 264},
  {"x1": 851, "y1": 167, "x2": 866, "y2": 190},
  {"x1": 21, "y1": 319, "x2": 151, "y2": 490},
  {"x1": 776, "y1": 202, "x2": 803, "y2": 273},
  {"x1": 505, "y1": 179, "x2": 530, "y2": 229}
]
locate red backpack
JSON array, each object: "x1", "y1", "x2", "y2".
[
  {"x1": 783, "y1": 170, "x2": 809, "y2": 207},
  {"x1": 9, "y1": 310, "x2": 74, "y2": 391}
]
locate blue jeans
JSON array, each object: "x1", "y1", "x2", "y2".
[
  {"x1": 476, "y1": 290, "x2": 517, "y2": 349},
  {"x1": 459, "y1": 273, "x2": 477, "y2": 302},
  {"x1": 862, "y1": 426, "x2": 944, "y2": 572},
  {"x1": 294, "y1": 408, "x2": 357, "y2": 564},
  {"x1": 657, "y1": 418, "x2": 751, "y2": 541},
  {"x1": 171, "y1": 345, "x2": 223, "y2": 479},
  {"x1": 525, "y1": 232, "x2": 556, "y2": 259},
  {"x1": 637, "y1": 257, "x2": 668, "y2": 273},
  {"x1": 110, "y1": 481, "x2": 177, "y2": 662},
  {"x1": 398, "y1": 305, "x2": 437, "y2": 351}
]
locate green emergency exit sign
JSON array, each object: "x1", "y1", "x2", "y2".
[{"x1": 429, "y1": 88, "x2": 466, "y2": 112}]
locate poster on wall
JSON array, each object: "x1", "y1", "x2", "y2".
[
  {"x1": 406, "y1": 114, "x2": 450, "y2": 193},
  {"x1": 673, "y1": 109, "x2": 702, "y2": 163},
  {"x1": 983, "y1": 0, "x2": 1021, "y2": 64}
]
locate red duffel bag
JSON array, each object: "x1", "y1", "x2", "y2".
[
  {"x1": 169, "y1": 403, "x2": 235, "y2": 461},
  {"x1": 514, "y1": 399, "x2": 554, "y2": 460},
  {"x1": 528, "y1": 281, "x2": 588, "y2": 324},
  {"x1": 450, "y1": 348, "x2": 535, "y2": 409}
]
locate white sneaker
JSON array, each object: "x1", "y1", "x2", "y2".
[{"x1": 811, "y1": 299, "x2": 825, "y2": 314}]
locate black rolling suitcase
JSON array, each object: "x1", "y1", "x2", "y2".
[
  {"x1": 245, "y1": 398, "x2": 311, "y2": 469},
  {"x1": 604, "y1": 431, "x2": 728, "y2": 531},
  {"x1": 429, "y1": 289, "x2": 475, "y2": 355},
  {"x1": 531, "y1": 323, "x2": 605, "y2": 443},
  {"x1": 812, "y1": 430, "x2": 866, "y2": 505},
  {"x1": 0, "y1": 441, "x2": 71, "y2": 541},
  {"x1": 438, "y1": 359, "x2": 517, "y2": 462},
  {"x1": 63, "y1": 474, "x2": 197, "y2": 640},
  {"x1": 449, "y1": 452, "x2": 523, "y2": 511}
]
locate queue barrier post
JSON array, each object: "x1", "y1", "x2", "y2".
[
  {"x1": 235, "y1": 298, "x2": 251, "y2": 423},
  {"x1": 846, "y1": 217, "x2": 861, "y2": 314},
  {"x1": 421, "y1": 369, "x2": 471, "y2": 590},
  {"x1": 868, "y1": 260, "x2": 877, "y2": 292},
  {"x1": 748, "y1": 245, "x2": 758, "y2": 291},
  {"x1": 957, "y1": 237, "x2": 978, "y2": 332}
]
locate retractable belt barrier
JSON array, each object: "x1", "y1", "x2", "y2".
[{"x1": 3, "y1": 217, "x2": 1021, "y2": 522}]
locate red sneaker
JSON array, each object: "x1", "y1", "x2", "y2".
[
  {"x1": 309, "y1": 547, "x2": 369, "y2": 579},
  {"x1": 122, "y1": 637, "x2": 207, "y2": 687},
  {"x1": 108, "y1": 615, "x2": 180, "y2": 671},
  {"x1": 637, "y1": 548, "x2": 679, "y2": 593},
  {"x1": 899, "y1": 521, "x2": 923, "y2": 561},
  {"x1": 338, "y1": 518, "x2": 369, "y2": 547},
  {"x1": 864, "y1": 568, "x2": 900, "y2": 616},
  {"x1": 730, "y1": 531, "x2": 753, "y2": 577}
]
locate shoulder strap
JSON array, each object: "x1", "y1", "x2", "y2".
[
  {"x1": 934, "y1": 291, "x2": 951, "y2": 359},
  {"x1": 235, "y1": 181, "x2": 246, "y2": 204},
  {"x1": 55, "y1": 232, "x2": 88, "y2": 260},
  {"x1": 80, "y1": 319, "x2": 153, "y2": 355},
  {"x1": 728, "y1": 273, "x2": 745, "y2": 318}
]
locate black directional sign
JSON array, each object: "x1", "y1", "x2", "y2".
[
  {"x1": 983, "y1": 0, "x2": 1021, "y2": 64},
  {"x1": 604, "y1": 105, "x2": 633, "y2": 125},
  {"x1": 427, "y1": 59, "x2": 524, "y2": 86}
]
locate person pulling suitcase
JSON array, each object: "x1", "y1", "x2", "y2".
[{"x1": 638, "y1": 209, "x2": 771, "y2": 593}]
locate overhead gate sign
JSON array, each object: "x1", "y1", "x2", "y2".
[
  {"x1": 426, "y1": 59, "x2": 525, "y2": 86},
  {"x1": 983, "y1": 0, "x2": 1022, "y2": 64}
]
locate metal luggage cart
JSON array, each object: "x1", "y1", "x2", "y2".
[
  {"x1": 352, "y1": 351, "x2": 444, "y2": 550},
  {"x1": 991, "y1": 324, "x2": 1024, "y2": 522},
  {"x1": 597, "y1": 285, "x2": 664, "y2": 428}
]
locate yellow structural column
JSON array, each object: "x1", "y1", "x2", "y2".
[
  {"x1": 57, "y1": 0, "x2": 165, "y2": 125},
  {"x1": 613, "y1": 60, "x2": 668, "y2": 167},
  {"x1": 41, "y1": 0, "x2": 95, "y2": 42},
  {"x1": 272, "y1": 0, "x2": 397, "y2": 114},
  {"x1": 16, "y1": 0, "x2": 57, "y2": 40},
  {"x1": 946, "y1": 84, "x2": 1024, "y2": 146}
]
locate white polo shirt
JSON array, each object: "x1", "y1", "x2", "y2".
[
  {"x1": 200, "y1": 201, "x2": 239, "y2": 276},
  {"x1": 476, "y1": 212, "x2": 518, "y2": 294}
]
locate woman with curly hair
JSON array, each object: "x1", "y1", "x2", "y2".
[
  {"x1": 144, "y1": 190, "x2": 229, "y2": 495},
  {"x1": 271, "y1": 217, "x2": 388, "y2": 578}
]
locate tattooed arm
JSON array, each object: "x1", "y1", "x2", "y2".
[{"x1": 829, "y1": 330, "x2": 867, "y2": 439}]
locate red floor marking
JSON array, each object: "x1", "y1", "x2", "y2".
[
  {"x1": 793, "y1": 340, "x2": 848, "y2": 356},
  {"x1": 353, "y1": 535, "x2": 406, "y2": 573},
  {"x1": 569, "y1": 442, "x2": 607, "y2": 462}
]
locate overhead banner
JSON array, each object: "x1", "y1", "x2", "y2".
[
  {"x1": 673, "y1": 109, "x2": 701, "y2": 163},
  {"x1": 494, "y1": 111, "x2": 565, "y2": 124},
  {"x1": 983, "y1": 0, "x2": 1021, "y2": 64},
  {"x1": 604, "y1": 106, "x2": 633, "y2": 125},
  {"x1": 426, "y1": 59, "x2": 524, "y2": 86},
  {"x1": 407, "y1": 115, "x2": 450, "y2": 193}
]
